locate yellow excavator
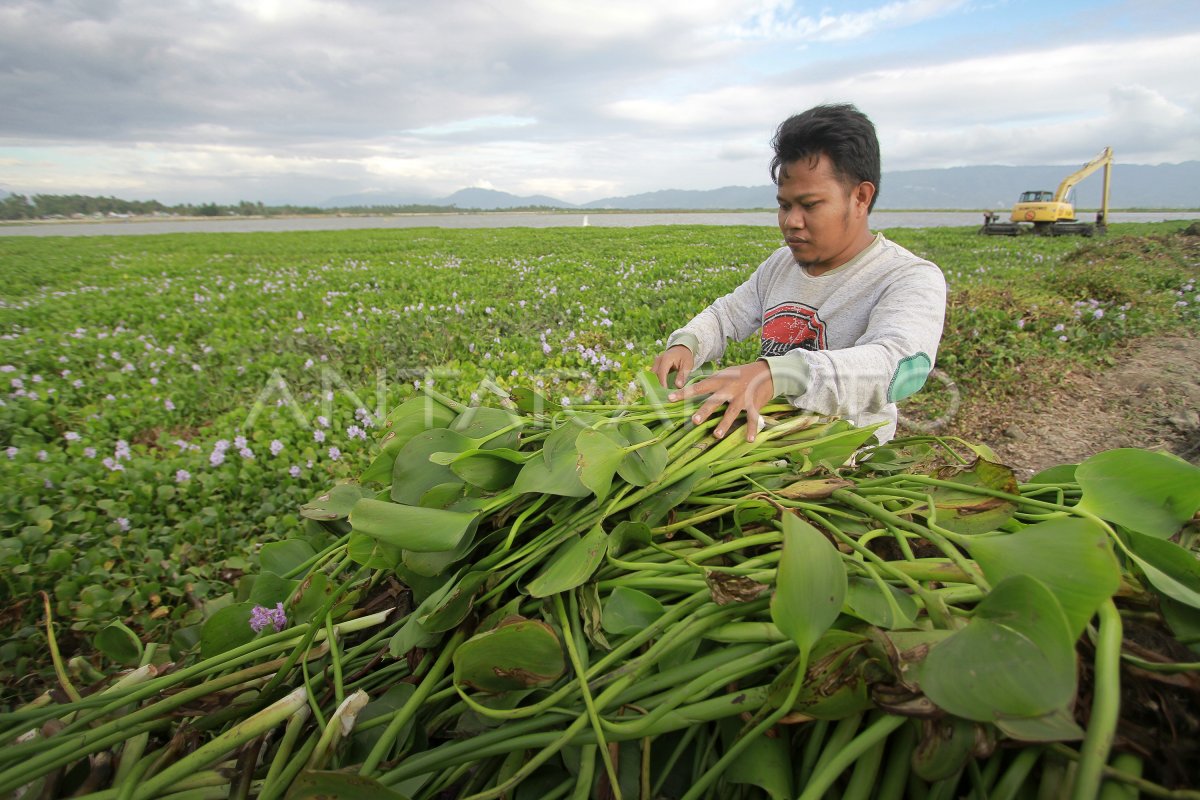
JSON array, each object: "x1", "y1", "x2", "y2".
[{"x1": 981, "y1": 146, "x2": 1113, "y2": 236}]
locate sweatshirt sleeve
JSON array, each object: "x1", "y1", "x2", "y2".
[
  {"x1": 762, "y1": 263, "x2": 946, "y2": 418},
  {"x1": 664, "y1": 262, "x2": 768, "y2": 364}
]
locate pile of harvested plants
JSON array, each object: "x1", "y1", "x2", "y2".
[{"x1": 4, "y1": 382, "x2": 1200, "y2": 800}]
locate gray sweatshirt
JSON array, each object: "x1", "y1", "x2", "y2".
[{"x1": 665, "y1": 233, "x2": 946, "y2": 442}]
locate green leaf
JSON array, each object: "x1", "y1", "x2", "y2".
[
  {"x1": 287, "y1": 771, "x2": 412, "y2": 800},
  {"x1": 722, "y1": 719, "x2": 793, "y2": 799},
  {"x1": 541, "y1": 415, "x2": 596, "y2": 465},
  {"x1": 381, "y1": 396, "x2": 457, "y2": 439},
  {"x1": 1028, "y1": 464, "x2": 1078, "y2": 484},
  {"x1": 801, "y1": 423, "x2": 883, "y2": 468},
  {"x1": 615, "y1": 421, "x2": 668, "y2": 486},
  {"x1": 199, "y1": 602, "x2": 258, "y2": 659},
  {"x1": 1076, "y1": 449, "x2": 1200, "y2": 539},
  {"x1": 524, "y1": 526, "x2": 609, "y2": 598},
  {"x1": 450, "y1": 406, "x2": 523, "y2": 449},
  {"x1": 920, "y1": 459, "x2": 1020, "y2": 535},
  {"x1": 634, "y1": 369, "x2": 673, "y2": 405},
  {"x1": 289, "y1": 572, "x2": 332, "y2": 625},
  {"x1": 1125, "y1": 528, "x2": 1200, "y2": 609},
  {"x1": 419, "y1": 571, "x2": 491, "y2": 632},
  {"x1": 783, "y1": 631, "x2": 876, "y2": 720},
  {"x1": 513, "y1": 442, "x2": 590, "y2": 497},
  {"x1": 995, "y1": 707, "x2": 1085, "y2": 742},
  {"x1": 601, "y1": 586, "x2": 665, "y2": 635},
  {"x1": 508, "y1": 386, "x2": 550, "y2": 415},
  {"x1": 449, "y1": 453, "x2": 522, "y2": 491},
  {"x1": 390, "y1": 429, "x2": 470, "y2": 505},
  {"x1": 608, "y1": 521, "x2": 652, "y2": 556},
  {"x1": 965, "y1": 516, "x2": 1120, "y2": 638},
  {"x1": 921, "y1": 575, "x2": 1076, "y2": 722},
  {"x1": 770, "y1": 513, "x2": 847, "y2": 655},
  {"x1": 346, "y1": 532, "x2": 402, "y2": 569},
  {"x1": 300, "y1": 483, "x2": 369, "y2": 521},
  {"x1": 628, "y1": 467, "x2": 711, "y2": 527},
  {"x1": 349, "y1": 498, "x2": 479, "y2": 553},
  {"x1": 576, "y1": 429, "x2": 625, "y2": 501},
  {"x1": 94, "y1": 621, "x2": 143, "y2": 665},
  {"x1": 249, "y1": 571, "x2": 299, "y2": 607},
  {"x1": 452, "y1": 617, "x2": 566, "y2": 693},
  {"x1": 259, "y1": 539, "x2": 317, "y2": 576},
  {"x1": 844, "y1": 576, "x2": 918, "y2": 630}
]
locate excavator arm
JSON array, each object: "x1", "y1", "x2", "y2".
[{"x1": 1053, "y1": 147, "x2": 1114, "y2": 203}]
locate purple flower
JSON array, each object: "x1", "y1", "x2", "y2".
[
  {"x1": 5, "y1": 447, "x2": 17, "y2": 459},
  {"x1": 64, "y1": 431, "x2": 81, "y2": 442},
  {"x1": 289, "y1": 465, "x2": 301, "y2": 478},
  {"x1": 116, "y1": 517, "x2": 130, "y2": 532},
  {"x1": 234, "y1": 435, "x2": 247, "y2": 450},
  {"x1": 250, "y1": 602, "x2": 288, "y2": 633},
  {"x1": 270, "y1": 439, "x2": 284, "y2": 456},
  {"x1": 175, "y1": 469, "x2": 191, "y2": 483},
  {"x1": 313, "y1": 429, "x2": 326, "y2": 443},
  {"x1": 83, "y1": 446, "x2": 97, "y2": 458},
  {"x1": 239, "y1": 446, "x2": 255, "y2": 460},
  {"x1": 328, "y1": 446, "x2": 341, "y2": 461}
]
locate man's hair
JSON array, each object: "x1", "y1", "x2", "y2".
[{"x1": 770, "y1": 103, "x2": 881, "y2": 212}]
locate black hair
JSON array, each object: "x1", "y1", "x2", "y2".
[{"x1": 770, "y1": 103, "x2": 881, "y2": 211}]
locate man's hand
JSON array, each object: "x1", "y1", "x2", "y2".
[
  {"x1": 652, "y1": 345, "x2": 695, "y2": 389},
  {"x1": 668, "y1": 360, "x2": 775, "y2": 441}
]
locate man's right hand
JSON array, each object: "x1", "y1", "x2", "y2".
[{"x1": 652, "y1": 345, "x2": 695, "y2": 389}]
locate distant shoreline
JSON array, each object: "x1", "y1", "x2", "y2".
[{"x1": 3, "y1": 206, "x2": 1199, "y2": 229}]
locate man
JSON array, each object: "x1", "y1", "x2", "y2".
[{"x1": 651, "y1": 103, "x2": 946, "y2": 444}]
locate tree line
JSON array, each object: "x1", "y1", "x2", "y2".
[{"x1": 0, "y1": 193, "x2": 565, "y2": 220}]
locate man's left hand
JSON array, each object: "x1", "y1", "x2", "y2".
[{"x1": 668, "y1": 360, "x2": 775, "y2": 441}]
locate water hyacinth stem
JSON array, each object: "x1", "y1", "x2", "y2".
[
  {"x1": 797, "y1": 712, "x2": 908, "y2": 800},
  {"x1": 360, "y1": 628, "x2": 466, "y2": 775},
  {"x1": 1071, "y1": 599, "x2": 1123, "y2": 800},
  {"x1": 129, "y1": 687, "x2": 308, "y2": 800}
]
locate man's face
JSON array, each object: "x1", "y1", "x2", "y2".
[{"x1": 776, "y1": 154, "x2": 874, "y2": 275}]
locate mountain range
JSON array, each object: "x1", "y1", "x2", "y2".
[{"x1": 323, "y1": 161, "x2": 1200, "y2": 211}]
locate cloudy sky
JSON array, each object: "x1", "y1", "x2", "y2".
[{"x1": 1, "y1": 0, "x2": 1197, "y2": 205}]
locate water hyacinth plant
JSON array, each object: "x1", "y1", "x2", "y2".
[{"x1": 2, "y1": 382, "x2": 1199, "y2": 799}]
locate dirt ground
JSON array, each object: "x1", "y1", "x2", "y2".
[{"x1": 926, "y1": 335, "x2": 1200, "y2": 479}]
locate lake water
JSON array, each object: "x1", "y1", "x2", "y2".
[{"x1": 1, "y1": 210, "x2": 1197, "y2": 237}]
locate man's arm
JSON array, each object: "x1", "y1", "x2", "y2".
[{"x1": 657, "y1": 264, "x2": 768, "y2": 383}]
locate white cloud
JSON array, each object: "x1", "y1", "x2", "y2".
[
  {"x1": 1, "y1": 1, "x2": 1197, "y2": 203},
  {"x1": 731, "y1": 0, "x2": 969, "y2": 42}
]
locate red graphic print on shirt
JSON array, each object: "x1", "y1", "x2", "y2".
[{"x1": 760, "y1": 302, "x2": 827, "y2": 357}]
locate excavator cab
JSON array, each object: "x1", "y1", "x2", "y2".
[{"x1": 1018, "y1": 191, "x2": 1055, "y2": 203}]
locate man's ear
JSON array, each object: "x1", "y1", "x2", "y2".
[{"x1": 853, "y1": 181, "x2": 876, "y2": 214}]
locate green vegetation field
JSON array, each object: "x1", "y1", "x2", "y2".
[{"x1": 1, "y1": 222, "x2": 1198, "y2": 700}]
